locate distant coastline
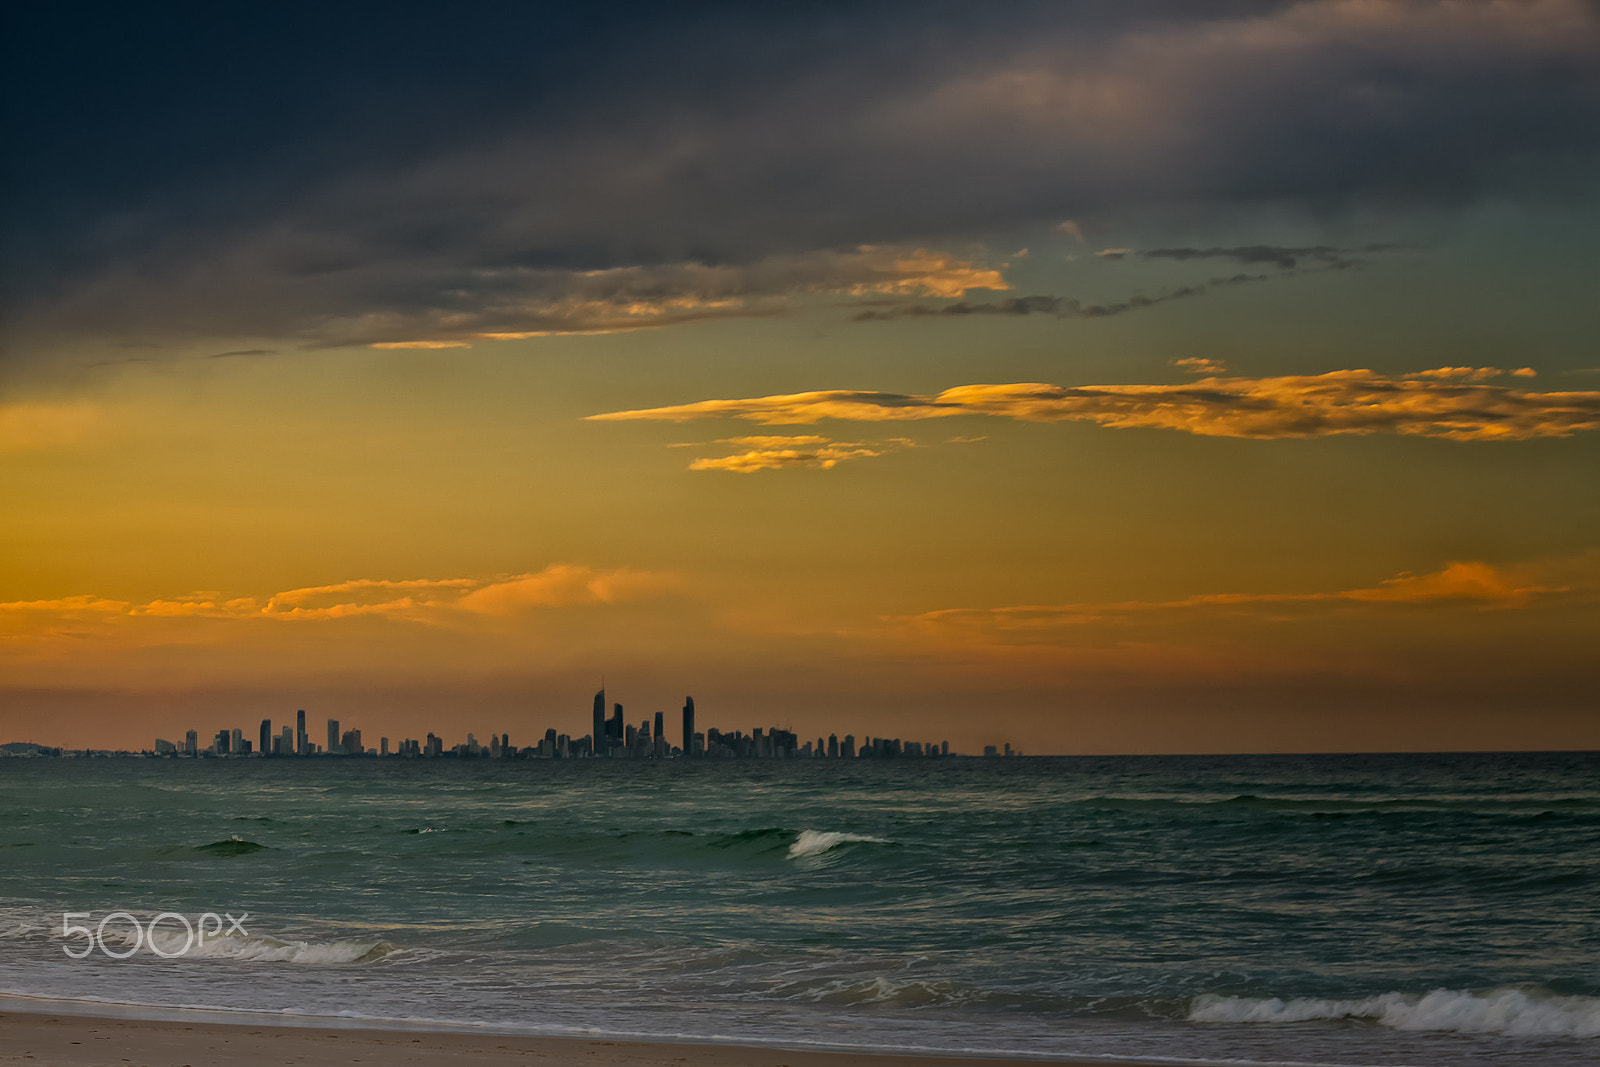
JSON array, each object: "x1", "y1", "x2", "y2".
[{"x1": 2, "y1": 687, "x2": 1025, "y2": 761}]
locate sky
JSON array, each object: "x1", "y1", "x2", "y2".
[{"x1": 2, "y1": 0, "x2": 1597, "y2": 754}]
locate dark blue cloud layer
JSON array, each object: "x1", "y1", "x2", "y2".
[{"x1": 3, "y1": 1, "x2": 1597, "y2": 356}]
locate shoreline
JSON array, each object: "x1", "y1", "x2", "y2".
[{"x1": 0, "y1": 1000, "x2": 1188, "y2": 1067}]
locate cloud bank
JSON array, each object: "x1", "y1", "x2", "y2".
[
  {"x1": 588, "y1": 368, "x2": 1600, "y2": 442},
  {"x1": 6, "y1": 0, "x2": 1596, "y2": 358},
  {"x1": 894, "y1": 559, "x2": 1585, "y2": 645},
  {"x1": 0, "y1": 565, "x2": 679, "y2": 637}
]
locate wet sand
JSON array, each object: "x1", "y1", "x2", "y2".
[{"x1": 0, "y1": 1010, "x2": 1154, "y2": 1067}]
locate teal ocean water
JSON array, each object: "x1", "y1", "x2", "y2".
[{"x1": 1, "y1": 753, "x2": 1596, "y2": 1065}]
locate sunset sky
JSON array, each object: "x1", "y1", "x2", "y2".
[{"x1": 2, "y1": 1, "x2": 1597, "y2": 753}]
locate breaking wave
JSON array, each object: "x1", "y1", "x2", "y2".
[
  {"x1": 1189, "y1": 986, "x2": 1600, "y2": 1037},
  {"x1": 787, "y1": 829, "x2": 887, "y2": 859},
  {"x1": 96, "y1": 924, "x2": 399, "y2": 966}
]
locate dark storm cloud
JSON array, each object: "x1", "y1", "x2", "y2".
[
  {"x1": 2, "y1": 1, "x2": 1597, "y2": 358},
  {"x1": 1138, "y1": 245, "x2": 1399, "y2": 269}
]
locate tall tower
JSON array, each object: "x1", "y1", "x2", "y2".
[
  {"x1": 611, "y1": 703, "x2": 623, "y2": 751},
  {"x1": 260, "y1": 718, "x2": 271, "y2": 757},
  {"x1": 654, "y1": 710, "x2": 665, "y2": 755},
  {"x1": 592, "y1": 689, "x2": 605, "y2": 757},
  {"x1": 681, "y1": 696, "x2": 694, "y2": 757},
  {"x1": 327, "y1": 718, "x2": 340, "y2": 755},
  {"x1": 296, "y1": 709, "x2": 307, "y2": 755}
]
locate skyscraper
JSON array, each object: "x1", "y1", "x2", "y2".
[
  {"x1": 185, "y1": 729, "x2": 197, "y2": 756},
  {"x1": 260, "y1": 718, "x2": 271, "y2": 757},
  {"x1": 682, "y1": 696, "x2": 695, "y2": 757},
  {"x1": 327, "y1": 718, "x2": 340, "y2": 755},
  {"x1": 296, "y1": 709, "x2": 306, "y2": 755},
  {"x1": 654, "y1": 710, "x2": 664, "y2": 753},
  {"x1": 592, "y1": 689, "x2": 605, "y2": 757}
]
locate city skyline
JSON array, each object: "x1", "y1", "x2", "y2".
[{"x1": 3, "y1": 688, "x2": 977, "y2": 761}]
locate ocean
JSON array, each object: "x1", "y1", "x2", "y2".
[{"x1": 0, "y1": 752, "x2": 1595, "y2": 1065}]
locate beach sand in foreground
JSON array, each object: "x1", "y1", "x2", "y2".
[{"x1": 0, "y1": 1011, "x2": 1153, "y2": 1067}]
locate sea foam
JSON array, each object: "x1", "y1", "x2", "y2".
[
  {"x1": 98, "y1": 923, "x2": 399, "y2": 966},
  {"x1": 1189, "y1": 987, "x2": 1600, "y2": 1037},
  {"x1": 787, "y1": 829, "x2": 886, "y2": 859}
]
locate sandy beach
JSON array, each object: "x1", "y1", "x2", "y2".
[{"x1": 0, "y1": 1011, "x2": 1154, "y2": 1067}]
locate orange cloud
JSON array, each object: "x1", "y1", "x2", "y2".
[
  {"x1": 1173, "y1": 357, "x2": 1227, "y2": 375},
  {"x1": 137, "y1": 599, "x2": 223, "y2": 617},
  {"x1": 587, "y1": 368, "x2": 1600, "y2": 441},
  {"x1": 251, "y1": 578, "x2": 477, "y2": 620},
  {"x1": 1, "y1": 568, "x2": 678, "y2": 640},
  {"x1": 265, "y1": 578, "x2": 476, "y2": 608},
  {"x1": 897, "y1": 561, "x2": 1567, "y2": 644},
  {"x1": 368, "y1": 340, "x2": 472, "y2": 349},
  {"x1": 842, "y1": 248, "x2": 1006, "y2": 299},
  {"x1": 685, "y1": 435, "x2": 889, "y2": 473},
  {"x1": 1345, "y1": 561, "x2": 1542, "y2": 604},
  {"x1": 455, "y1": 566, "x2": 679, "y2": 613},
  {"x1": 0, "y1": 595, "x2": 131, "y2": 614}
]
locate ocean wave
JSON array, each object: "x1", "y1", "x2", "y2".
[
  {"x1": 787, "y1": 830, "x2": 887, "y2": 859},
  {"x1": 1189, "y1": 987, "x2": 1600, "y2": 1037},
  {"x1": 95, "y1": 924, "x2": 399, "y2": 966},
  {"x1": 774, "y1": 975, "x2": 971, "y2": 1007},
  {"x1": 191, "y1": 835, "x2": 267, "y2": 856}
]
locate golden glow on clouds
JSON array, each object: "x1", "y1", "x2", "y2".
[
  {"x1": 894, "y1": 560, "x2": 1585, "y2": 646},
  {"x1": 358, "y1": 246, "x2": 1007, "y2": 347},
  {"x1": 454, "y1": 566, "x2": 682, "y2": 613},
  {"x1": 1173, "y1": 357, "x2": 1228, "y2": 375},
  {"x1": 7, "y1": 557, "x2": 1589, "y2": 712},
  {"x1": 7, "y1": 559, "x2": 1577, "y2": 644},
  {"x1": 0, "y1": 565, "x2": 679, "y2": 638},
  {"x1": 685, "y1": 435, "x2": 895, "y2": 473},
  {"x1": 588, "y1": 368, "x2": 1600, "y2": 441},
  {"x1": 843, "y1": 249, "x2": 1007, "y2": 299}
]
